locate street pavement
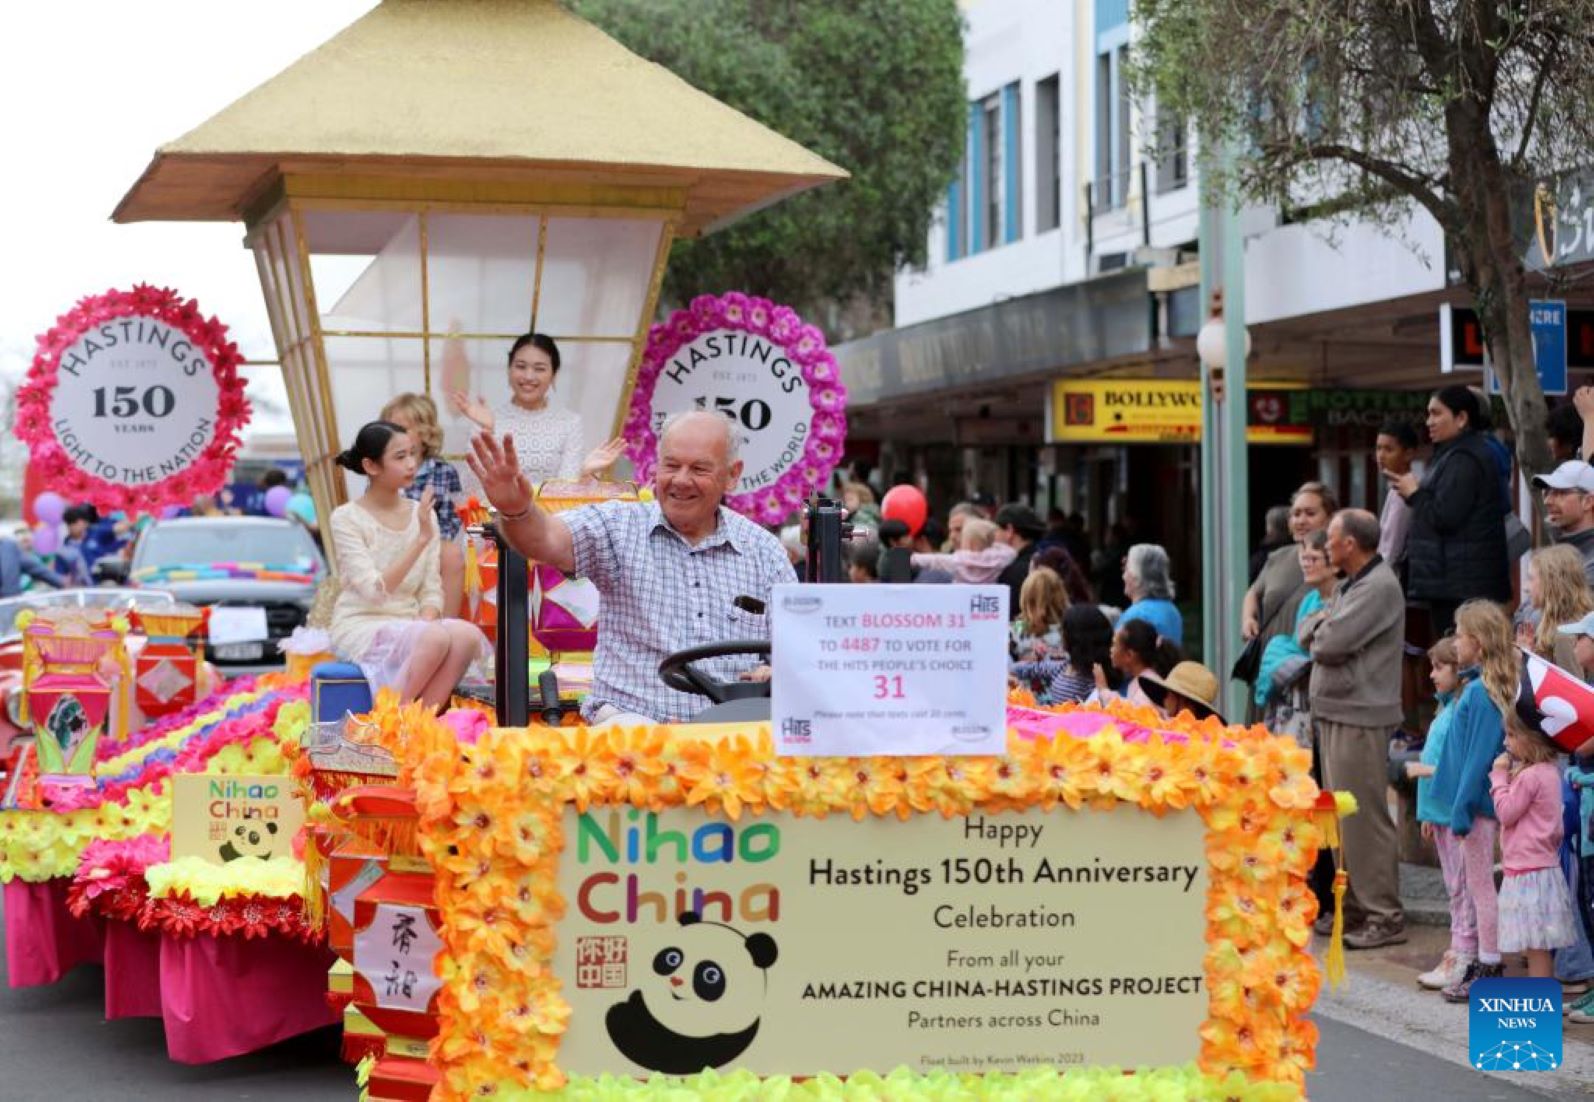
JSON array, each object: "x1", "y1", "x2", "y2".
[{"x1": 1, "y1": 898, "x2": 1589, "y2": 1099}]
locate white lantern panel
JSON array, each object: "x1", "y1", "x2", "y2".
[
  {"x1": 536, "y1": 218, "x2": 663, "y2": 338},
  {"x1": 324, "y1": 333, "x2": 427, "y2": 451},
  {"x1": 425, "y1": 213, "x2": 539, "y2": 337},
  {"x1": 304, "y1": 210, "x2": 425, "y2": 334}
]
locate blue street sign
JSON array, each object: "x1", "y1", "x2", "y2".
[
  {"x1": 1484, "y1": 299, "x2": 1568, "y2": 396},
  {"x1": 1531, "y1": 299, "x2": 1568, "y2": 395}
]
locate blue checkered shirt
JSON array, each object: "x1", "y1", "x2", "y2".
[
  {"x1": 564, "y1": 500, "x2": 797, "y2": 722},
  {"x1": 403, "y1": 457, "x2": 464, "y2": 540}
]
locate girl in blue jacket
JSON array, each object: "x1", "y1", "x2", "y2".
[{"x1": 1426, "y1": 599, "x2": 1515, "y2": 1000}]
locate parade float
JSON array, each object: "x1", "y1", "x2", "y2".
[{"x1": 0, "y1": 2, "x2": 1341, "y2": 1100}]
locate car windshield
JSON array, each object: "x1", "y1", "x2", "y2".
[
  {"x1": 0, "y1": 589, "x2": 177, "y2": 640},
  {"x1": 138, "y1": 524, "x2": 322, "y2": 571}
]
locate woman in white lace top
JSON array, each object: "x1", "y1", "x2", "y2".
[{"x1": 450, "y1": 333, "x2": 624, "y2": 485}]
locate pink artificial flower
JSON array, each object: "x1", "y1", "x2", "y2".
[
  {"x1": 745, "y1": 299, "x2": 772, "y2": 336},
  {"x1": 768, "y1": 308, "x2": 799, "y2": 343}
]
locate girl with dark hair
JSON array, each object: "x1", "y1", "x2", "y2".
[
  {"x1": 1042, "y1": 604, "x2": 1118, "y2": 705},
  {"x1": 1092, "y1": 618, "x2": 1181, "y2": 707},
  {"x1": 328, "y1": 421, "x2": 487, "y2": 710},
  {"x1": 1388, "y1": 385, "x2": 1511, "y2": 637},
  {"x1": 450, "y1": 333, "x2": 625, "y2": 484}
]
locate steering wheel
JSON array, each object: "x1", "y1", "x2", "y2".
[{"x1": 658, "y1": 641, "x2": 772, "y2": 705}]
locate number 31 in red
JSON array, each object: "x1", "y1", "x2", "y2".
[{"x1": 872, "y1": 675, "x2": 905, "y2": 700}]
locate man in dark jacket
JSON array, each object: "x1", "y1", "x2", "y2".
[
  {"x1": 1388, "y1": 386, "x2": 1509, "y2": 637},
  {"x1": 994, "y1": 504, "x2": 1044, "y2": 620},
  {"x1": 1300, "y1": 509, "x2": 1406, "y2": 949}
]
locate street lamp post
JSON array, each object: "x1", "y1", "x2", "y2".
[{"x1": 1196, "y1": 146, "x2": 1251, "y2": 719}]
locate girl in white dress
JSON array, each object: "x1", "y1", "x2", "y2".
[
  {"x1": 450, "y1": 333, "x2": 624, "y2": 484},
  {"x1": 328, "y1": 421, "x2": 486, "y2": 710}
]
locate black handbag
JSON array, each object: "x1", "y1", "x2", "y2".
[{"x1": 1230, "y1": 635, "x2": 1263, "y2": 684}]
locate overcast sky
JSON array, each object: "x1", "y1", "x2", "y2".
[{"x1": 0, "y1": 1, "x2": 379, "y2": 435}]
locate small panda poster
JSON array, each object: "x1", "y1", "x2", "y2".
[{"x1": 170, "y1": 773, "x2": 304, "y2": 865}]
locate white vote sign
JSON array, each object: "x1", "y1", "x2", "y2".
[{"x1": 771, "y1": 583, "x2": 1009, "y2": 757}]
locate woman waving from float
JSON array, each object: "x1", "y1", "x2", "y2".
[
  {"x1": 328, "y1": 421, "x2": 487, "y2": 711},
  {"x1": 450, "y1": 333, "x2": 626, "y2": 483}
]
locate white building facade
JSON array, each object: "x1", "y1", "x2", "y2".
[{"x1": 834, "y1": 0, "x2": 1540, "y2": 608}]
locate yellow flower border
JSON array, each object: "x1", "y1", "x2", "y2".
[{"x1": 390, "y1": 696, "x2": 1323, "y2": 1100}]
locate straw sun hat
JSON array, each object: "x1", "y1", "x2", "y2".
[{"x1": 1138, "y1": 661, "x2": 1224, "y2": 724}]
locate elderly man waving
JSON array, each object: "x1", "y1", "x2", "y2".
[{"x1": 467, "y1": 411, "x2": 795, "y2": 725}]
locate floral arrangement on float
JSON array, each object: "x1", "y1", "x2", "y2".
[
  {"x1": 0, "y1": 684, "x2": 306, "y2": 884},
  {"x1": 622, "y1": 293, "x2": 847, "y2": 525},
  {"x1": 361, "y1": 691, "x2": 1335, "y2": 1101},
  {"x1": 66, "y1": 834, "x2": 317, "y2": 943},
  {"x1": 13, "y1": 284, "x2": 251, "y2": 515}
]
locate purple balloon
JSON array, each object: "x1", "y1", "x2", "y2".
[
  {"x1": 161, "y1": 504, "x2": 183, "y2": 519},
  {"x1": 263, "y1": 485, "x2": 293, "y2": 517},
  {"x1": 33, "y1": 491, "x2": 66, "y2": 526},
  {"x1": 32, "y1": 523, "x2": 59, "y2": 555}
]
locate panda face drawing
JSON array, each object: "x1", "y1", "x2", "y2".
[
  {"x1": 604, "y1": 911, "x2": 778, "y2": 1075},
  {"x1": 217, "y1": 820, "x2": 279, "y2": 862}
]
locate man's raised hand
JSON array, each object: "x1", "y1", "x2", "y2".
[{"x1": 466, "y1": 432, "x2": 533, "y2": 518}]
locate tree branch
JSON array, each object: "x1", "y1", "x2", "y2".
[
  {"x1": 1262, "y1": 139, "x2": 1456, "y2": 230},
  {"x1": 1510, "y1": 40, "x2": 1556, "y2": 170}
]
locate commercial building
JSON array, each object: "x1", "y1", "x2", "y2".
[{"x1": 835, "y1": 0, "x2": 1593, "y2": 629}]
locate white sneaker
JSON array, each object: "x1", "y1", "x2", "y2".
[{"x1": 1418, "y1": 951, "x2": 1472, "y2": 990}]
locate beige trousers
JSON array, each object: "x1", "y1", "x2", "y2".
[{"x1": 1316, "y1": 718, "x2": 1404, "y2": 925}]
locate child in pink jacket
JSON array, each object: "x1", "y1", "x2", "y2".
[
  {"x1": 910, "y1": 517, "x2": 1015, "y2": 584},
  {"x1": 1491, "y1": 713, "x2": 1578, "y2": 977}
]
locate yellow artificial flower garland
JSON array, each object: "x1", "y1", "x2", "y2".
[{"x1": 380, "y1": 695, "x2": 1325, "y2": 1101}]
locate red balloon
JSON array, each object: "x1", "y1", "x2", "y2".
[{"x1": 880, "y1": 485, "x2": 928, "y2": 536}]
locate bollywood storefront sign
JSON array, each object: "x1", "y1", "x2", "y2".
[
  {"x1": 392, "y1": 695, "x2": 1325, "y2": 1100},
  {"x1": 14, "y1": 285, "x2": 251, "y2": 515},
  {"x1": 623, "y1": 293, "x2": 847, "y2": 525}
]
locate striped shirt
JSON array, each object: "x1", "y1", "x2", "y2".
[{"x1": 565, "y1": 500, "x2": 797, "y2": 722}]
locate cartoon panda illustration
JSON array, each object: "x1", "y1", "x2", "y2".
[
  {"x1": 605, "y1": 911, "x2": 778, "y2": 1074},
  {"x1": 218, "y1": 820, "x2": 279, "y2": 862}
]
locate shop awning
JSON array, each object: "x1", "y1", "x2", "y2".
[{"x1": 835, "y1": 268, "x2": 1153, "y2": 407}]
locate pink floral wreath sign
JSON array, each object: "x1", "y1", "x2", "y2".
[
  {"x1": 16, "y1": 285, "x2": 251, "y2": 515},
  {"x1": 623, "y1": 292, "x2": 847, "y2": 525}
]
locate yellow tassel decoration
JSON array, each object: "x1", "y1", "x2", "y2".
[
  {"x1": 463, "y1": 538, "x2": 482, "y2": 608},
  {"x1": 1325, "y1": 868, "x2": 1349, "y2": 989},
  {"x1": 301, "y1": 830, "x2": 327, "y2": 928}
]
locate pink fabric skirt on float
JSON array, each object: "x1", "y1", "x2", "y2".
[
  {"x1": 3, "y1": 878, "x2": 103, "y2": 987},
  {"x1": 158, "y1": 934, "x2": 337, "y2": 1063}
]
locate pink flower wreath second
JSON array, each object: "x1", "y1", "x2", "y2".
[
  {"x1": 623, "y1": 292, "x2": 847, "y2": 526},
  {"x1": 16, "y1": 284, "x2": 251, "y2": 516}
]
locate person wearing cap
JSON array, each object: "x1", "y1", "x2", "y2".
[
  {"x1": 1298, "y1": 508, "x2": 1407, "y2": 949},
  {"x1": 1558, "y1": 609, "x2": 1594, "y2": 679},
  {"x1": 1533, "y1": 459, "x2": 1594, "y2": 586},
  {"x1": 1140, "y1": 661, "x2": 1224, "y2": 724},
  {"x1": 994, "y1": 503, "x2": 1045, "y2": 620}
]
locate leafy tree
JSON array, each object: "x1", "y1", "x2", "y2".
[
  {"x1": 572, "y1": 0, "x2": 965, "y2": 330},
  {"x1": 1135, "y1": 0, "x2": 1594, "y2": 473}
]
